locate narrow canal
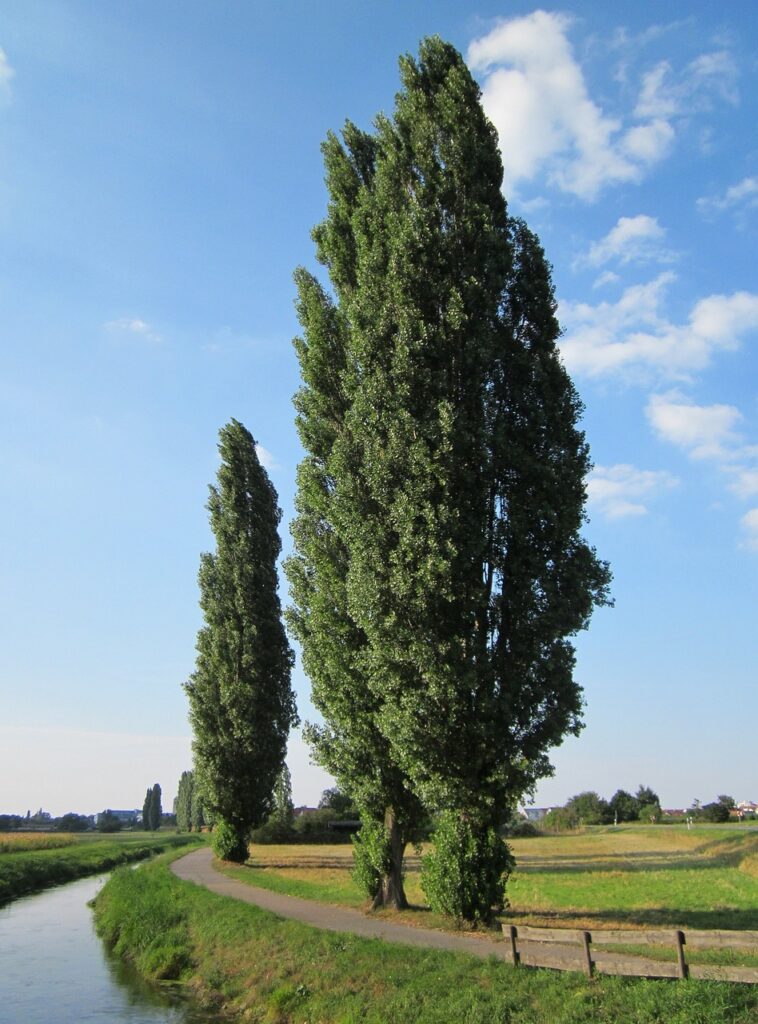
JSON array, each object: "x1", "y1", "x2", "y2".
[{"x1": 0, "y1": 873, "x2": 215, "y2": 1024}]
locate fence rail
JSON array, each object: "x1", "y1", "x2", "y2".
[{"x1": 502, "y1": 924, "x2": 758, "y2": 984}]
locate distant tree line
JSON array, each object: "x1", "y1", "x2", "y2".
[{"x1": 541, "y1": 789, "x2": 745, "y2": 829}]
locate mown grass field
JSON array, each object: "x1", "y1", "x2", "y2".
[
  {"x1": 217, "y1": 824, "x2": 758, "y2": 969},
  {"x1": 94, "y1": 846, "x2": 758, "y2": 1024},
  {"x1": 0, "y1": 830, "x2": 205, "y2": 903}
]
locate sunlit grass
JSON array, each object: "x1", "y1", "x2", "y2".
[
  {"x1": 94, "y1": 850, "x2": 758, "y2": 1023},
  {"x1": 220, "y1": 825, "x2": 758, "y2": 941}
]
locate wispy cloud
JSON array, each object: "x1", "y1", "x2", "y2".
[
  {"x1": 697, "y1": 176, "x2": 758, "y2": 216},
  {"x1": 583, "y1": 214, "x2": 674, "y2": 268},
  {"x1": 467, "y1": 14, "x2": 735, "y2": 201},
  {"x1": 741, "y1": 509, "x2": 758, "y2": 552},
  {"x1": 105, "y1": 317, "x2": 163, "y2": 344},
  {"x1": 588, "y1": 463, "x2": 678, "y2": 519},
  {"x1": 560, "y1": 276, "x2": 758, "y2": 380},
  {"x1": 0, "y1": 46, "x2": 14, "y2": 101}
]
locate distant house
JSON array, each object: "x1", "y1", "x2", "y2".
[{"x1": 292, "y1": 806, "x2": 317, "y2": 818}]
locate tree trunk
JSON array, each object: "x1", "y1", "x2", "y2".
[{"x1": 371, "y1": 806, "x2": 408, "y2": 910}]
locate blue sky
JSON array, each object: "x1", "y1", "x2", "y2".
[{"x1": 1, "y1": 2, "x2": 755, "y2": 816}]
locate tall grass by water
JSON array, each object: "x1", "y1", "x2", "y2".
[
  {"x1": 94, "y1": 848, "x2": 758, "y2": 1023},
  {"x1": 0, "y1": 832, "x2": 76, "y2": 854},
  {"x1": 0, "y1": 832, "x2": 204, "y2": 904}
]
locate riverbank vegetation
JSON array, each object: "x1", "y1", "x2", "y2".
[
  {"x1": 0, "y1": 831, "x2": 204, "y2": 904},
  {"x1": 94, "y1": 851, "x2": 758, "y2": 1024}
]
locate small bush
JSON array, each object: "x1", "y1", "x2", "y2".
[
  {"x1": 211, "y1": 819, "x2": 249, "y2": 862},
  {"x1": 350, "y1": 818, "x2": 388, "y2": 900},
  {"x1": 421, "y1": 811, "x2": 514, "y2": 926}
]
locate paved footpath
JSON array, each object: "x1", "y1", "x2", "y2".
[{"x1": 171, "y1": 846, "x2": 509, "y2": 960}]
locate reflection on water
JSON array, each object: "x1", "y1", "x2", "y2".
[{"x1": 0, "y1": 873, "x2": 217, "y2": 1024}]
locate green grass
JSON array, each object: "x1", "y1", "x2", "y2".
[
  {"x1": 0, "y1": 832, "x2": 204, "y2": 904},
  {"x1": 221, "y1": 826, "x2": 758, "y2": 934},
  {"x1": 94, "y1": 850, "x2": 758, "y2": 1024}
]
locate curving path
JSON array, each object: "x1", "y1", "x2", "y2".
[{"x1": 171, "y1": 846, "x2": 508, "y2": 960}]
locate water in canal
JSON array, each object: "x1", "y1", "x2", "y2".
[{"x1": 0, "y1": 874, "x2": 217, "y2": 1024}]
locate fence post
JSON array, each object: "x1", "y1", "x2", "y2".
[
  {"x1": 508, "y1": 925, "x2": 520, "y2": 966},
  {"x1": 581, "y1": 931, "x2": 594, "y2": 978},
  {"x1": 675, "y1": 930, "x2": 688, "y2": 980}
]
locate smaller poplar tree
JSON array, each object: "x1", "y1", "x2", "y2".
[{"x1": 185, "y1": 420, "x2": 297, "y2": 861}]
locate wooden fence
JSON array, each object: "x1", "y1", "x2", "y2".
[{"x1": 502, "y1": 924, "x2": 758, "y2": 984}]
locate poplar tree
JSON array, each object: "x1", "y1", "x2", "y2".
[
  {"x1": 185, "y1": 419, "x2": 297, "y2": 862},
  {"x1": 176, "y1": 771, "x2": 194, "y2": 832},
  {"x1": 288, "y1": 37, "x2": 610, "y2": 921},
  {"x1": 149, "y1": 783, "x2": 162, "y2": 831}
]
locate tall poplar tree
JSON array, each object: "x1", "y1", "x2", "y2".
[
  {"x1": 288, "y1": 37, "x2": 610, "y2": 920},
  {"x1": 186, "y1": 419, "x2": 297, "y2": 862}
]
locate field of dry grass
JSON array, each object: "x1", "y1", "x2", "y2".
[
  {"x1": 0, "y1": 833, "x2": 76, "y2": 854},
  {"x1": 231, "y1": 824, "x2": 758, "y2": 938}
]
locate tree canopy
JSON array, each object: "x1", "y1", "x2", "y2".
[{"x1": 287, "y1": 36, "x2": 610, "y2": 920}]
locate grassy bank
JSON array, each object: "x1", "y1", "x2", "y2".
[
  {"x1": 94, "y1": 851, "x2": 758, "y2": 1024},
  {"x1": 0, "y1": 832, "x2": 204, "y2": 904}
]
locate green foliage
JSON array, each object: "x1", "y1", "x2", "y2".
[
  {"x1": 609, "y1": 789, "x2": 639, "y2": 823},
  {"x1": 638, "y1": 802, "x2": 663, "y2": 823},
  {"x1": 318, "y1": 786, "x2": 358, "y2": 819},
  {"x1": 542, "y1": 806, "x2": 580, "y2": 831},
  {"x1": 97, "y1": 810, "x2": 123, "y2": 833},
  {"x1": 175, "y1": 771, "x2": 194, "y2": 832},
  {"x1": 700, "y1": 801, "x2": 731, "y2": 823},
  {"x1": 185, "y1": 420, "x2": 297, "y2": 838},
  {"x1": 565, "y1": 792, "x2": 612, "y2": 826},
  {"x1": 270, "y1": 764, "x2": 295, "y2": 830},
  {"x1": 636, "y1": 785, "x2": 660, "y2": 809},
  {"x1": 350, "y1": 817, "x2": 389, "y2": 900},
  {"x1": 211, "y1": 819, "x2": 249, "y2": 863},
  {"x1": 286, "y1": 36, "x2": 610, "y2": 918},
  {"x1": 421, "y1": 811, "x2": 514, "y2": 925},
  {"x1": 56, "y1": 812, "x2": 90, "y2": 832}
]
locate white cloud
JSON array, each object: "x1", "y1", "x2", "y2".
[
  {"x1": 468, "y1": 16, "x2": 737, "y2": 201},
  {"x1": 741, "y1": 509, "x2": 758, "y2": 551},
  {"x1": 0, "y1": 47, "x2": 13, "y2": 100},
  {"x1": 646, "y1": 393, "x2": 758, "y2": 510},
  {"x1": 560, "y1": 277, "x2": 758, "y2": 380},
  {"x1": 587, "y1": 463, "x2": 678, "y2": 519},
  {"x1": 593, "y1": 271, "x2": 620, "y2": 289},
  {"x1": 468, "y1": 12, "x2": 645, "y2": 199},
  {"x1": 255, "y1": 444, "x2": 277, "y2": 471},
  {"x1": 646, "y1": 392, "x2": 742, "y2": 459},
  {"x1": 584, "y1": 214, "x2": 671, "y2": 267},
  {"x1": 105, "y1": 317, "x2": 163, "y2": 344},
  {"x1": 697, "y1": 176, "x2": 758, "y2": 215}
]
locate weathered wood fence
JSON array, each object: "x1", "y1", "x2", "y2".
[{"x1": 502, "y1": 925, "x2": 758, "y2": 984}]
